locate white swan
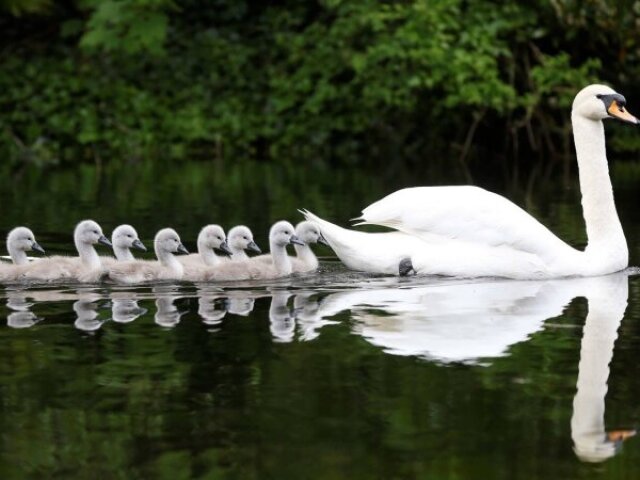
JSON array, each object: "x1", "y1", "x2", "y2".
[
  {"x1": 227, "y1": 225, "x2": 261, "y2": 260},
  {"x1": 12, "y1": 220, "x2": 112, "y2": 283},
  {"x1": 304, "y1": 85, "x2": 638, "y2": 278},
  {"x1": 254, "y1": 221, "x2": 328, "y2": 273},
  {"x1": 107, "y1": 228, "x2": 189, "y2": 284}
]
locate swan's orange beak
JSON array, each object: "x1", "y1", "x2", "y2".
[
  {"x1": 607, "y1": 429, "x2": 636, "y2": 443},
  {"x1": 608, "y1": 100, "x2": 640, "y2": 125}
]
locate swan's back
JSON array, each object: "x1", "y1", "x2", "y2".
[{"x1": 360, "y1": 186, "x2": 576, "y2": 259}]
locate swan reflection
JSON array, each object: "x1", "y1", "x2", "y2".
[
  {"x1": 314, "y1": 279, "x2": 580, "y2": 362},
  {"x1": 570, "y1": 272, "x2": 635, "y2": 462},
  {"x1": 313, "y1": 272, "x2": 635, "y2": 462}
]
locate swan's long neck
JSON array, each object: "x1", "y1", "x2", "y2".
[
  {"x1": 271, "y1": 240, "x2": 292, "y2": 275},
  {"x1": 294, "y1": 243, "x2": 318, "y2": 269},
  {"x1": 198, "y1": 239, "x2": 221, "y2": 266},
  {"x1": 114, "y1": 246, "x2": 134, "y2": 262},
  {"x1": 75, "y1": 239, "x2": 101, "y2": 269},
  {"x1": 155, "y1": 247, "x2": 184, "y2": 277},
  {"x1": 573, "y1": 115, "x2": 627, "y2": 259},
  {"x1": 8, "y1": 244, "x2": 28, "y2": 265}
]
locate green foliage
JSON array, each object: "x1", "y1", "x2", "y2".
[{"x1": 0, "y1": 0, "x2": 639, "y2": 167}]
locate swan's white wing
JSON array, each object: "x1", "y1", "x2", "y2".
[{"x1": 359, "y1": 186, "x2": 576, "y2": 258}]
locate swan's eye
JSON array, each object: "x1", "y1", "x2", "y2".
[{"x1": 127, "y1": 234, "x2": 133, "y2": 238}]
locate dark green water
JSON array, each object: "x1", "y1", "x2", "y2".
[{"x1": 2, "y1": 159, "x2": 640, "y2": 479}]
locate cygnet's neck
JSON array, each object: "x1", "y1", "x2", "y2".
[
  {"x1": 231, "y1": 247, "x2": 249, "y2": 261},
  {"x1": 8, "y1": 244, "x2": 28, "y2": 265},
  {"x1": 572, "y1": 114, "x2": 627, "y2": 261},
  {"x1": 294, "y1": 243, "x2": 318, "y2": 269},
  {"x1": 114, "y1": 246, "x2": 135, "y2": 262},
  {"x1": 75, "y1": 239, "x2": 102, "y2": 269},
  {"x1": 270, "y1": 240, "x2": 292, "y2": 275},
  {"x1": 198, "y1": 239, "x2": 222, "y2": 266},
  {"x1": 155, "y1": 247, "x2": 184, "y2": 277}
]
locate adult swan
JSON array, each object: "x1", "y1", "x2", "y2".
[{"x1": 303, "y1": 85, "x2": 638, "y2": 278}]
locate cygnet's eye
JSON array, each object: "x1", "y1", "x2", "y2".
[
  {"x1": 127, "y1": 234, "x2": 133, "y2": 238},
  {"x1": 243, "y1": 236, "x2": 248, "y2": 240},
  {"x1": 94, "y1": 230, "x2": 99, "y2": 235}
]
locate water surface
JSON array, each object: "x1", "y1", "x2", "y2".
[{"x1": 1, "y1": 159, "x2": 640, "y2": 479}]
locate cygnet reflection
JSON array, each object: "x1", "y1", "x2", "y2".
[
  {"x1": 153, "y1": 286, "x2": 185, "y2": 328},
  {"x1": 111, "y1": 292, "x2": 147, "y2": 324},
  {"x1": 292, "y1": 291, "x2": 339, "y2": 341},
  {"x1": 225, "y1": 291, "x2": 257, "y2": 316},
  {"x1": 197, "y1": 287, "x2": 228, "y2": 325},
  {"x1": 73, "y1": 291, "x2": 105, "y2": 332},
  {"x1": 269, "y1": 290, "x2": 295, "y2": 343},
  {"x1": 6, "y1": 290, "x2": 40, "y2": 329}
]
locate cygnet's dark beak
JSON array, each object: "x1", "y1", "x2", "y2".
[
  {"x1": 247, "y1": 241, "x2": 261, "y2": 254},
  {"x1": 215, "y1": 241, "x2": 233, "y2": 256},
  {"x1": 31, "y1": 242, "x2": 46, "y2": 255},
  {"x1": 132, "y1": 239, "x2": 147, "y2": 251},
  {"x1": 98, "y1": 235, "x2": 113, "y2": 247},
  {"x1": 289, "y1": 234, "x2": 305, "y2": 246},
  {"x1": 177, "y1": 243, "x2": 189, "y2": 255},
  {"x1": 317, "y1": 234, "x2": 330, "y2": 247}
]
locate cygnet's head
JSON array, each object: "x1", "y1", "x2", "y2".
[
  {"x1": 270, "y1": 221, "x2": 305, "y2": 247},
  {"x1": 154, "y1": 228, "x2": 189, "y2": 256},
  {"x1": 7, "y1": 227, "x2": 45, "y2": 256},
  {"x1": 228, "y1": 225, "x2": 261, "y2": 254},
  {"x1": 75, "y1": 220, "x2": 112, "y2": 247},
  {"x1": 572, "y1": 84, "x2": 638, "y2": 124},
  {"x1": 112, "y1": 224, "x2": 146, "y2": 252},
  {"x1": 198, "y1": 225, "x2": 232, "y2": 256},
  {"x1": 295, "y1": 221, "x2": 329, "y2": 246}
]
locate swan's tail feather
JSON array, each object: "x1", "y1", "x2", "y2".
[{"x1": 299, "y1": 210, "x2": 366, "y2": 261}]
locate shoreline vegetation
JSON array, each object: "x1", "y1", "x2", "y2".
[{"x1": 2, "y1": 0, "x2": 640, "y2": 169}]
